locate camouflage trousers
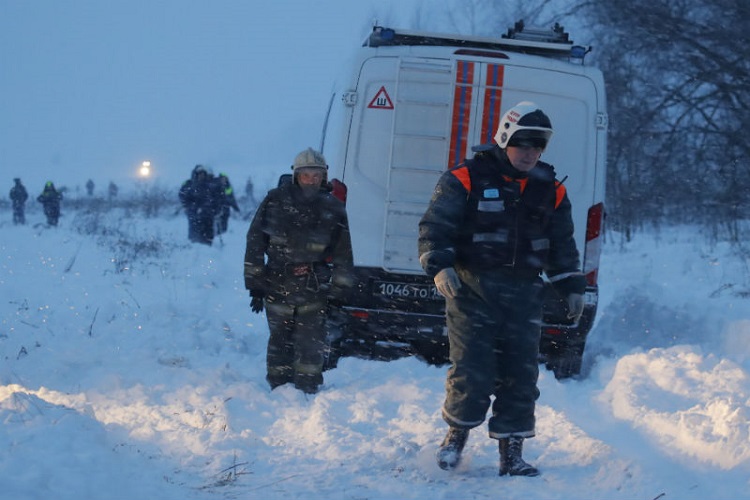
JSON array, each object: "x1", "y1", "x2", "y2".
[{"x1": 265, "y1": 296, "x2": 328, "y2": 394}]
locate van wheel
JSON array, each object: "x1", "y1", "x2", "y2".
[
  {"x1": 545, "y1": 342, "x2": 585, "y2": 379},
  {"x1": 323, "y1": 316, "x2": 347, "y2": 372},
  {"x1": 411, "y1": 339, "x2": 449, "y2": 366},
  {"x1": 323, "y1": 336, "x2": 343, "y2": 371}
]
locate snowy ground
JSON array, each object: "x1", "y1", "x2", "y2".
[{"x1": 1, "y1": 206, "x2": 749, "y2": 500}]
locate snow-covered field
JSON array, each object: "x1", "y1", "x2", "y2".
[{"x1": 1, "y1": 206, "x2": 749, "y2": 499}]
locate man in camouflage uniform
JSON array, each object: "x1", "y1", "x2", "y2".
[
  {"x1": 419, "y1": 102, "x2": 586, "y2": 476},
  {"x1": 244, "y1": 148, "x2": 354, "y2": 394}
]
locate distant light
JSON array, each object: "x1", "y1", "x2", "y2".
[{"x1": 139, "y1": 160, "x2": 152, "y2": 178}]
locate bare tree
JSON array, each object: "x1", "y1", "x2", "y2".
[
  {"x1": 584, "y1": 0, "x2": 750, "y2": 237},
  {"x1": 410, "y1": 0, "x2": 563, "y2": 36}
]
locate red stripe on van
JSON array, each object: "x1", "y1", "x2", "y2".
[
  {"x1": 481, "y1": 64, "x2": 504, "y2": 145},
  {"x1": 448, "y1": 61, "x2": 474, "y2": 168}
]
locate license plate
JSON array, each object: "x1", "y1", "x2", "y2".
[{"x1": 374, "y1": 281, "x2": 442, "y2": 300}]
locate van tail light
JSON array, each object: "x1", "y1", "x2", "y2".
[
  {"x1": 331, "y1": 178, "x2": 348, "y2": 203},
  {"x1": 350, "y1": 310, "x2": 369, "y2": 319},
  {"x1": 583, "y1": 203, "x2": 604, "y2": 287}
]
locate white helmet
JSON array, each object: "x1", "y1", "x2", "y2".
[{"x1": 494, "y1": 101, "x2": 553, "y2": 149}]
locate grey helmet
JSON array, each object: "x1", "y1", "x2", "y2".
[{"x1": 291, "y1": 148, "x2": 328, "y2": 183}]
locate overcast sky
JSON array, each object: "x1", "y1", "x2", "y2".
[{"x1": 1, "y1": 1, "x2": 419, "y2": 193}]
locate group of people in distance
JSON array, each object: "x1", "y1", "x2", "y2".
[
  {"x1": 178, "y1": 165, "x2": 240, "y2": 246},
  {"x1": 9, "y1": 166, "x2": 240, "y2": 236},
  {"x1": 9, "y1": 178, "x2": 63, "y2": 226}
]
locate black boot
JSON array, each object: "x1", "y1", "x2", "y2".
[
  {"x1": 499, "y1": 437, "x2": 540, "y2": 477},
  {"x1": 436, "y1": 427, "x2": 469, "y2": 470}
]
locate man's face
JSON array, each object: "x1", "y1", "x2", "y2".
[
  {"x1": 505, "y1": 145, "x2": 543, "y2": 172},
  {"x1": 296, "y1": 167, "x2": 325, "y2": 187}
]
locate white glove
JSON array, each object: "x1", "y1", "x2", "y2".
[
  {"x1": 567, "y1": 293, "x2": 584, "y2": 322},
  {"x1": 434, "y1": 267, "x2": 461, "y2": 299}
]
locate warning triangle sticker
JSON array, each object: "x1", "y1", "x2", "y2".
[{"x1": 367, "y1": 86, "x2": 394, "y2": 109}]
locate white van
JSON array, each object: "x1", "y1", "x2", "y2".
[{"x1": 321, "y1": 22, "x2": 607, "y2": 378}]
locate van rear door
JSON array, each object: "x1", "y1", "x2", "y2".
[
  {"x1": 346, "y1": 55, "x2": 605, "y2": 274},
  {"x1": 343, "y1": 56, "x2": 454, "y2": 274}
]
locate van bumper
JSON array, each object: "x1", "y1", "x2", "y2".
[
  {"x1": 328, "y1": 305, "x2": 446, "y2": 342},
  {"x1": 326, "y1": 269, "x2": 598, "y2": 378}
]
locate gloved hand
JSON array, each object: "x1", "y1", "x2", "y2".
[
  {"x1": 250, "y1": 296, "x2": 264, "y2": 314},
  {"x1": 567, "y1": 293, "x2": 584, "y2": 322},
  {"x1": 434, "y1": 267, "x2": 461, "y2": 299},
  {"x1": 250, "y1": 290, "x2": 265, "y2": 314}
]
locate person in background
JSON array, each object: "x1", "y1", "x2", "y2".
[
  {"x1": 108, "y1": 181, "x2": 118, "y2": 201},
  {"x1": 178, "y1": 165, "x2": 222, "y2": 245},
  {"x1": 244, "y1": 148, "x2": 354, "y2": 394},
  {"x1": 418, "y1": 101, "x2": 586, "y2": 477},
  {"x1": 215, "y1": 173, "x2": 240, "y2": 235},
  {"x1": 10, "y1": 178, "x2": 28, "y2": 225},
  {"x1": 244, "y1": 177, "x2": 258, "y2": 211},
  {"x1": 37, "y1": 181, "x2": 63, "y2": 226}
]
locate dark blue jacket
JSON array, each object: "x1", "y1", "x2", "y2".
[
  {"x1": 179, "y1": 172, "x2": 221, "y2": 218},
  {"x1": 418, "y1": 146, "x2": 585, "y2": 295}
]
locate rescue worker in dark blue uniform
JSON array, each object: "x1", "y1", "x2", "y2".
[
  {"x1": 244, "y1": 148, "x2": 354, "y2": 394},
  {"x1": 419, "y1": 102, "x2": 586, "y2": 476},
  {"x1": 179, "y1": 165, "x2": 222, "y2": 245}
]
